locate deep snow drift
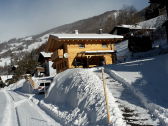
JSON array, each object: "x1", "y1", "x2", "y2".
[
  {"x1": 41, "y1": 69, "x2": 126, "y2": 126},
  {"x1": 7, "y1": 79, "x2": 34, "y2": 94},
  {"x1": 106, "y1": 53, "x2": 168, "y2": 125}
]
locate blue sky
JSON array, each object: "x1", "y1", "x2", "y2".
[{"x1": 0, "y1": 0, "x2": 149, "y2": 41}]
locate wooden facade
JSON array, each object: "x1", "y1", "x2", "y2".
[{"x1": 46, "y1": 33, "x2": 123, "y2": 73}]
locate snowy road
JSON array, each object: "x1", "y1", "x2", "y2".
[
  {"x1": 0, "y1": 90, "x2": 7, "y2": 123},
  {"x1": 0, "y1": 89, "x2": 61, "y2": 126}
]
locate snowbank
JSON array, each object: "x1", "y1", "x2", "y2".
[
  {"x1": 106, "y1": 54, "x2": 168, "y2": 125},
  {"x1": 7, "y1": 79, "x2": 34, "y2": 94},
  {"x1": 7, "y1": 79, "x2": 25, "y2": 90},
  {"x1": 21, "y1": 81, "x2": 34, "y2": 93},
  {"x1": 40, "y1": 69, "x2": 126, "y2": 126}
]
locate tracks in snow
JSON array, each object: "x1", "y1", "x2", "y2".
[
  {"x1": 93, "y1": 69, "x2": 158, "y2": 126},
  {"x1": 7, "y1": 91, "x2": 60, "y2": 126}
]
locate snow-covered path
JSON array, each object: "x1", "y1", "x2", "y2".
[
  {"x1": 0, "y1": 90, "x2": 7, "y2": 123},
  {"x1": 0, "y1": 90, "x2": 61, "y2": 126},
  {"x1": 92, "y1": 68, "x2": 159, "y2": 126},
  {"x1": 0, "y1": 89, "x2": 17, "y2": 126}
]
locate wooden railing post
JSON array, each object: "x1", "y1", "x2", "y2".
[{"x1": 101, "y1": 68, "x2": 111, "y2": 124}]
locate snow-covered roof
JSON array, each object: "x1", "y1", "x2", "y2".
[
  {"x1": 80, "y1": 50, "x2": 115, "y2": 54},
  {"x1": 51, "y1": 33, "x2": 123, "y2": 39},
  {"x1": 114, "y1": 24, "x2": 156, "y2": 31},
  {"x1": 40, "y1": 52, "x2": 52, "y2": 58},
  {"x1": 116, "y1": 24, "x2": 143, "y2": 29},
  {"x1": 0, "y1": 75, "x2": 13, "y2": 83},
  {"x1": 138, "y1": 15, "x2": 166, "y2": 29}
]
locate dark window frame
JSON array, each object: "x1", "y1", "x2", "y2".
[
  {"x1": 102, "y1": 43, "x2": 108, "y2": 48},
  {"x1": 79, "y1": 43, "x2": 85, "y2": 48}
]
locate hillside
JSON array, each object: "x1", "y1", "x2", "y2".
[
  {"x1": 35, "y1": 10, "x2": 119, "y2": 38},
  {"x1": 0, "y1": 10, "x2": 129, "y2": 69},
  {"x1": 0, "y1": 7, "x2": 166, "y2": 73}
]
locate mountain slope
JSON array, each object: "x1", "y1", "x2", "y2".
[
  {"x1": 0, "y1": 10, "x2": 119, "y2": 68},
  {"x1": 0, "y1": 9, "x2": 166, "y2": 69},
  {"x1": 34, "y1": 10, "x2": 119, "y2": 38}
]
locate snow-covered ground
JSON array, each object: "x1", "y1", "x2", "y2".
[
  {"x1": 40, "y1": 69, "x2": 126, "y2": 126},
  {"x1": 0, "y1": 57, "x2": 11, "y2": 67},
  {"x1": 1, "y1": 52, "x2": 168, "y2": 126},
  {"x1": 7, "y1": 90, "x2": 60, "y2": 126},
  {"x1": 22, "y1": 34, "x2": 50, "y2": 52},
  {"x1": 9, "y1": 42, "x2": 23, "y2": 47},
  {"x1": 92, "y1": 68, "x2": 159, "y2": 125},
  {"x1": 0, "y1": 90, "x2": 11, "y2": 126},
  {"x1": 0, "y1": 33, "x2": 52, "y2": 67},
  {"x1": 0, "y1": 49, "x2": 8, "y2": 54},
  {"x1": 0, "y1": 87, "x2": 61, "y2": 126},
  {"x1": 105, "y1": 53, "x2": 168, "y2": 125}
]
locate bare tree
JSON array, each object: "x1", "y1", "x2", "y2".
[{"x1": 116, "y1": 5, "x2": 140, "y2": 25}]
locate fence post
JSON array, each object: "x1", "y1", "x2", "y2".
[{"x1": 101, "y1": 68, "x2": 111, "y2": 124}]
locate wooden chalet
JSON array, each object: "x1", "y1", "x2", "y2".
[{"x1": 46, "y1": 31, "x2": 123, "y2": 73}]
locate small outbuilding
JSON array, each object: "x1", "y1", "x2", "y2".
[
  {"x1": 111, "y1": 24, "x2": 155, "y2": 52},
  {"x1": 35, "y1": 52, "x2": 55, "y2": 77}
]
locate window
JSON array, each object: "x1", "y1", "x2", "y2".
[
  {"x1": 79, "y1": 43, "x2": 85, "y2": 48},
  {"x1": 45, "y1": 83, "x2": 50, "y2": 86},
  {"x1": 39, "y1": 83, "x2": 44, "y2": 86},
  {"x1": 102, "y1": 43, "x2": 108, "y2": 48}
]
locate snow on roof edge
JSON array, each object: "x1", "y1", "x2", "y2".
[
  {"x1": 115, "y1": 24, "x2": 156, "y2": 30},
  {"x1": 40, "y1": 52, "x2": 52, "y2": 58},
  {"x1": 80, "y1": 50, "x2": 116, "y2": 54},
  {"x1": 50, "y1": 33, "x2": 123, "y2": 39}
]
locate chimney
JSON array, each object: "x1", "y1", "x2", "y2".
[
  {"x1": 74, "y1": 30, "x2": 79, "y2": 34},
  {"x1": 99, "y1": 29, "x2": 103, "y2": 34}
]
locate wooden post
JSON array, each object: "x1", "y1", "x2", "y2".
[
  {"x1": 86, "y1": 56, "x2": 89, "y2": 68},
  {"x1": 44, "y1": 82, "x2": 47, "y2": 98},
  {"x1": 101, "y1": 68, "x2": 111, "y2": 124}
]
